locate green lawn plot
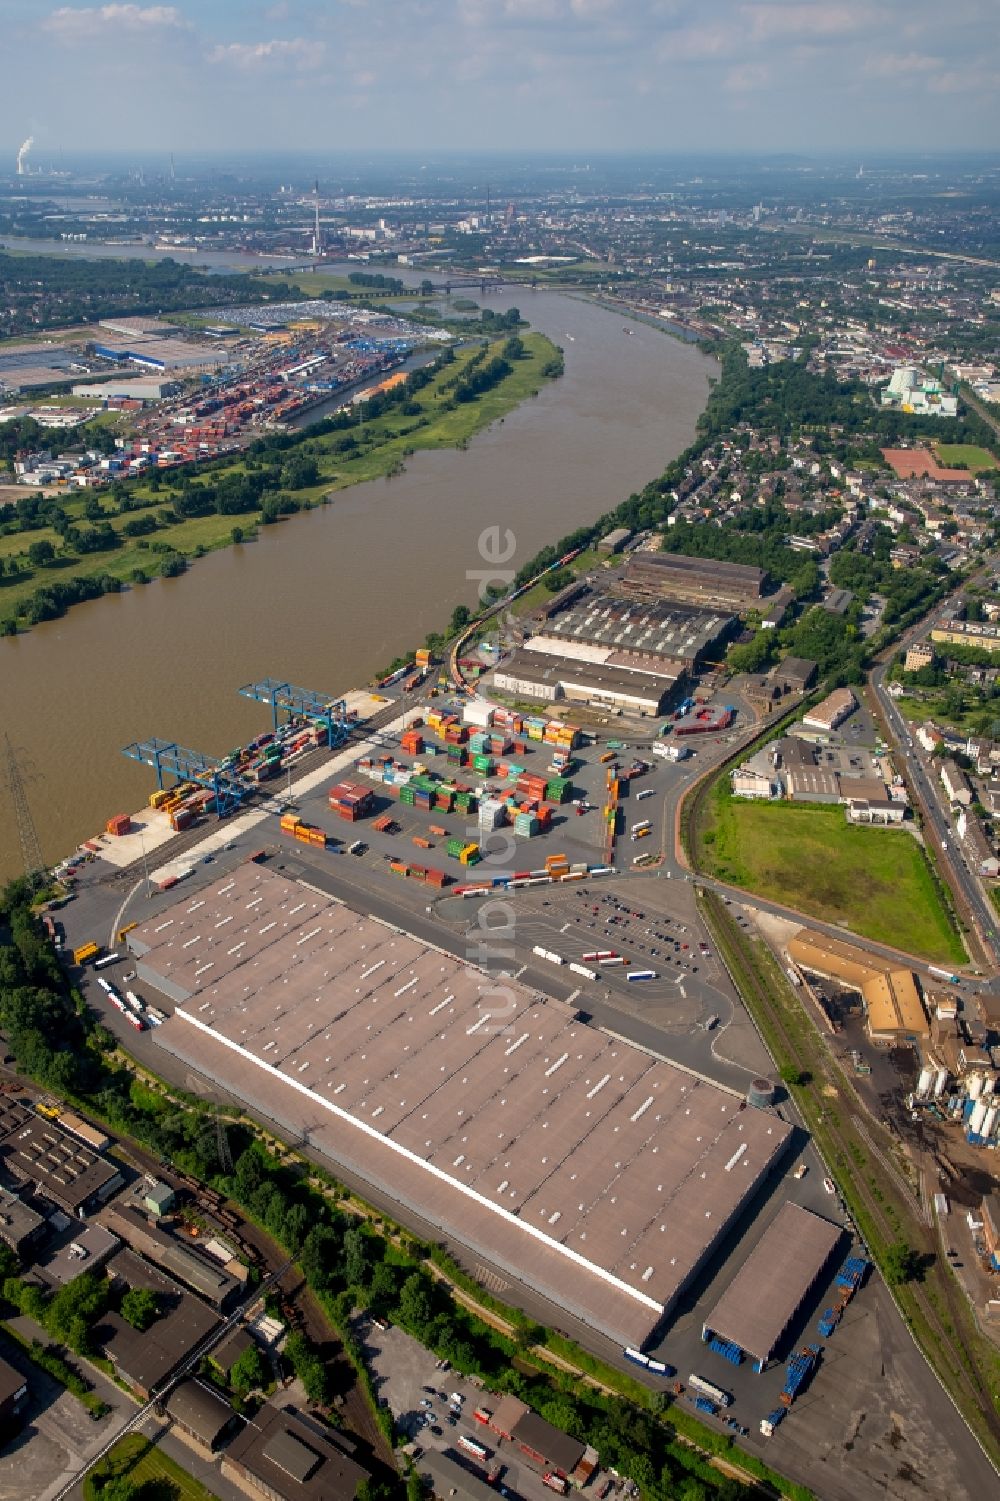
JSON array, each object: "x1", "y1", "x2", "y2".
[
  {"x1": 934, "y1": 443, "x2": 998, "y2": 472},
  {"x1": 84, "y1": 1433, "x2": 219, "y2": 1501},
  {"x1": 699, "y1": 789, "x2": 966, "y2": 964}
]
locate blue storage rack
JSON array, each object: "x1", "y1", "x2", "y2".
[{"x1": 708, "y1": 1337, "x2": 744, "y2": 1366}]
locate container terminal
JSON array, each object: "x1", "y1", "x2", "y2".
[{"x1": 31, "y1": 632, "x2": 883, "y2": 1449}]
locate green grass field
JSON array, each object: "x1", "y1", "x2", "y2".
[
  {"x1": 934, "y1": 443, "x2": 998, "y2": 471},
  {"x1": 0, "y1": 332, "x2": 560, "y2": 631},
  {"x1": 84, "y1": 1433, "x2": 219, "y2": 1501},
  {"x1": 699, "y1": 788, "x2": 967, "y2": 964}
]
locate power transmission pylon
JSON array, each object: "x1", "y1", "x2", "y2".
[
  {"x1": 215, "y1": 1107, "x2": 233, "y2": 1173},
  {"x1": 3, "y1": 735, "x2": 46, "y2": 888}
]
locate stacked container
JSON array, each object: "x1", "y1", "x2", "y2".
[
  {"x1": 328, "y1": 781, "x2": 375, "y2": 821},
  {"x1": 106, "y1": 814, "x2": 132, "y2": 837}
]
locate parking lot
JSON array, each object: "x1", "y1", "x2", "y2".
[{"x1": 359, "y1": 1317, "x2": 626, "y2": 1501}]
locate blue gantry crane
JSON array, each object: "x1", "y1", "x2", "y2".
[
  {"x1": 237, "y1": 678, "x2": 350, "y2": 749},
  {"x1": 121, "y1": 738, "x2": 251, "y2": 818}
]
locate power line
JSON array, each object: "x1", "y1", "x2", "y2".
[{"x1": 3, "y1": 734, "x2": 46, "y2": 888}]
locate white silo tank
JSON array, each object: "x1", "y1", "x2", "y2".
[
  {"x1": 968, "y1": 1073, "x2": 984, "y2": 1100},
  {"x1": 981, "y1": 1074, "x2": 996, "y2": 1096},
  {"x1": 982, "y1": 1105, "x2": 999, "y2": 1139},
  {"x1": 933, "y1": 1067, "x2": 949, "y2": 1097},
  {"x1": 968, "y1": 1100, "x2": 988, "y2": 1136},
  {"x1": 916, "y1": 1067, "x2": 934, "y2": 1098}
]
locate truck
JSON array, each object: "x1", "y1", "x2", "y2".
[
  {"x1": 542, "y1": 1476, "x2": 569, "y2": 1495},
  {"x1": 760, "y1": 1409, "x2": 786, "y2": 1438},
  {"x1": 457, "y1": 1435, "x2": 490, "y2": 1462},
  {"x1": 688, "y1": 1374, "x2": 731, "y2": 1408},
  {"x1": 72, "y1": 941, "x2": 99, "y2": 967}
]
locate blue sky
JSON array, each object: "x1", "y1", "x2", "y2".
[{"x1": 3, "y1": 1, "x2": 997, "y2": 160}]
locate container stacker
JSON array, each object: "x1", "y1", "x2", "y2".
[
  {"x1": 239, "y1": 678, "x2": 350, "y2": 749},
  {"x1": 122, "y1": 738, "x2": 252, "y2": 818}
]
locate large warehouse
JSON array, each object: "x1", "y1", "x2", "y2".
[
  {"x1": 701, "y1": 1201, "x2": 843, "y2": 1370},
  {"x1": 492, "y1": 648, "x2": 679, "y2": 716},
  {"x1": 130, "y1": 866, "x2": 793, "y2": 1348},
  {"x1": 624, "y1": 552, "x2": 767, "y2": 610},
  {"x1": 528, "y1": 591, "x2": 735, "y2": 672}
]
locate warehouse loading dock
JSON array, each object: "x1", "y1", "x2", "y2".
[
  {"x1": 701, "y1": 1201, "x2": 844, "y2": 1371},
  {"x1": 131, "y1": 865, "x2": 793, "y2": 1349}
]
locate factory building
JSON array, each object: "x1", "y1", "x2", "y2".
[
  {"x1": 0, "y1": 1117, "x2": 123, "y2": 1218},
  {"x1": 701, "y1": 1201, "x2": 843, "y2": 1370},
  {"x1": 134, "y1": 866, "x2": 793, "y2": 1349},
  {"x1": 623, "y1": 552, "x2": 767, "y2": 610},
  {"x1": 529, "y1": 590, "x2": 734, "y2": 672},
  {"x1": 492, "y1": 649, "x2": 679, "y2": 716},
  {"x1": 222, "y1": 1401, "x2": 369, "y2": 1500},
  {"x1": 801, "y1": 688, "x2": 857, "y2": 734},
  {"x1": 71, "y1": 379, "x2": 177, "y2": 403},
  {"x1": 787, "y1": 930, "x2": 929, "y2": 1041}
]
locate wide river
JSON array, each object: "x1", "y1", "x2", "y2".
[{"x1": 0, "y1": 276, "x2": 715, "y2": 878}]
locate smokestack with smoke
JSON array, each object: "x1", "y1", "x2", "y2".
[{"x1": 16, "y1": 137, "x2": 33, "y2": 176}]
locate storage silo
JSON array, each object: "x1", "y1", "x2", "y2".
[
  {"x1": 968, "y1": 1073, "x2": 984, "y2": 1100},
  {"x1": 916, "y1": 1067, "x2": 934, "y2": 1098},
  {"x1": 982, "y1": 1105, "x2": 998, "y2": 1140},
  {"x1": 933, "y1": 1067, "x2": 949, "y2": 1098},
  {"x1": 968, "y1": 1100, "x2": 988, "y2": 1138},
  {"x1": 747, "y1": 1078, "x2": 775, "y2": 1109}
]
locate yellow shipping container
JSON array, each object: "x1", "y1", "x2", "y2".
[{"x1": 149, "y1": 789, "x2": 171, "y2": 809}]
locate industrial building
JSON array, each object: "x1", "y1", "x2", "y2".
[
  {"x1": 0, "y1": 1117, "x2": 123, "y2": 1217},
  {"x1": 528, "y1": 590, "x2": 734, "y2": 671},
  {"x1": 133, "y1": 866, "x2": 793, "y2": 1349},
  {"x1": 787, "y1": 931, "x2": 929, "y2": 1041},
  {"x1": 166, "y1": 1379, "x2": 239, "y2": 1452},
  {"x1": 623, "y1": 552, "x2": 767, "y2": 610},
  {"x1": 802, "y1": 688, "x2": 857, "y2": 734},
  {"x1": 486, "y1": 1395, "x2": 595, "y2": 1484},
  {"x1": 71, "y1": 378, "x2": 177, "y2": 402},
  {"x1": 0, "y1": 1186, "x2": 46, "y2": 1259},
  {"x1": 222, "y1": 1400, "x2": 369, "y2": 1500},
  {"x1": 701, "y1": 1202, "x2": 843, "y2": 1370},
  {"x1": 492, "y1": 649, "x2": 678, "y2": 716},
  {"x1": 99, "y1": 1204, "x2": 243, "y2": 1311},
  {"x1": 98, "y1": 1250, "x2": 221, "y2": 1397},
  {"x1": 0, "y1": 1353, "x2": 28, "y2": 1424}
]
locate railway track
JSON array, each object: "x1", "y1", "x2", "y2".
[{"x1": 702, "y1": 892, "x2": 1000, "y2": 1456}]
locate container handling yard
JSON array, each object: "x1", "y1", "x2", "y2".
[{"x1": 39, "y1": 658, "x2": 879, "y2": 1451}]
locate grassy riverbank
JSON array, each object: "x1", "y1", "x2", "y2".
[{"x1": 0, "y1": 331, "x2": 561, "y2": 633}]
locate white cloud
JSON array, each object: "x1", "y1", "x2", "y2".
[
  {"x1": 208, "y1": 38, "x2": 327, "y2": 71},
  {"x1": 43, "y1": 4, "x2": 187, "y2": 39},
  {"x1": 742, "y1": 2, "x2": 870, "y2": 42},
  {"x1": 864, "y1": 52, "x2": 936, "y2": 77},
  {"x1": 724, "y1": 60, "x2": 769, "y2": 91}
]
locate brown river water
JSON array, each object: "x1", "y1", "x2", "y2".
[{"x1": 0, "y1": 286, "x2": 715, "y2": 877}]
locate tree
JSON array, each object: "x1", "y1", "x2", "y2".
[
  {"x1": 27, "y1": 539, "x2": 55, "y2": 567},
  {"x1": 779, "y1": 1064, "x2": 807, "y2": 1087},
  {"x1": 884, "y1": 1240, "x2": 923, "y2": 1285},
  {"x1": 398, "y1": 1272, "x2": 434, "y2": 1333},
  {"x1": 343, "y1": 1225, "x2": 372, "y2": 1288},
  {"x1": 120, "y1": 1287, "x2": 159, "y2": 1332},
  {"x1": 230, "y1": 1342, "x2": 267, "y2": 1395}
]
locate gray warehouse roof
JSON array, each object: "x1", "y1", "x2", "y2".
[
  {"x1": 702, "y1": 1201, "x2": 843, "y2": 1365},
  {"x1": 535, "y1": 591, "x2": 733, "y2": 667},
  {"x1": 137, "y1": 867, "x2": 792, "y2": 1348}
]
